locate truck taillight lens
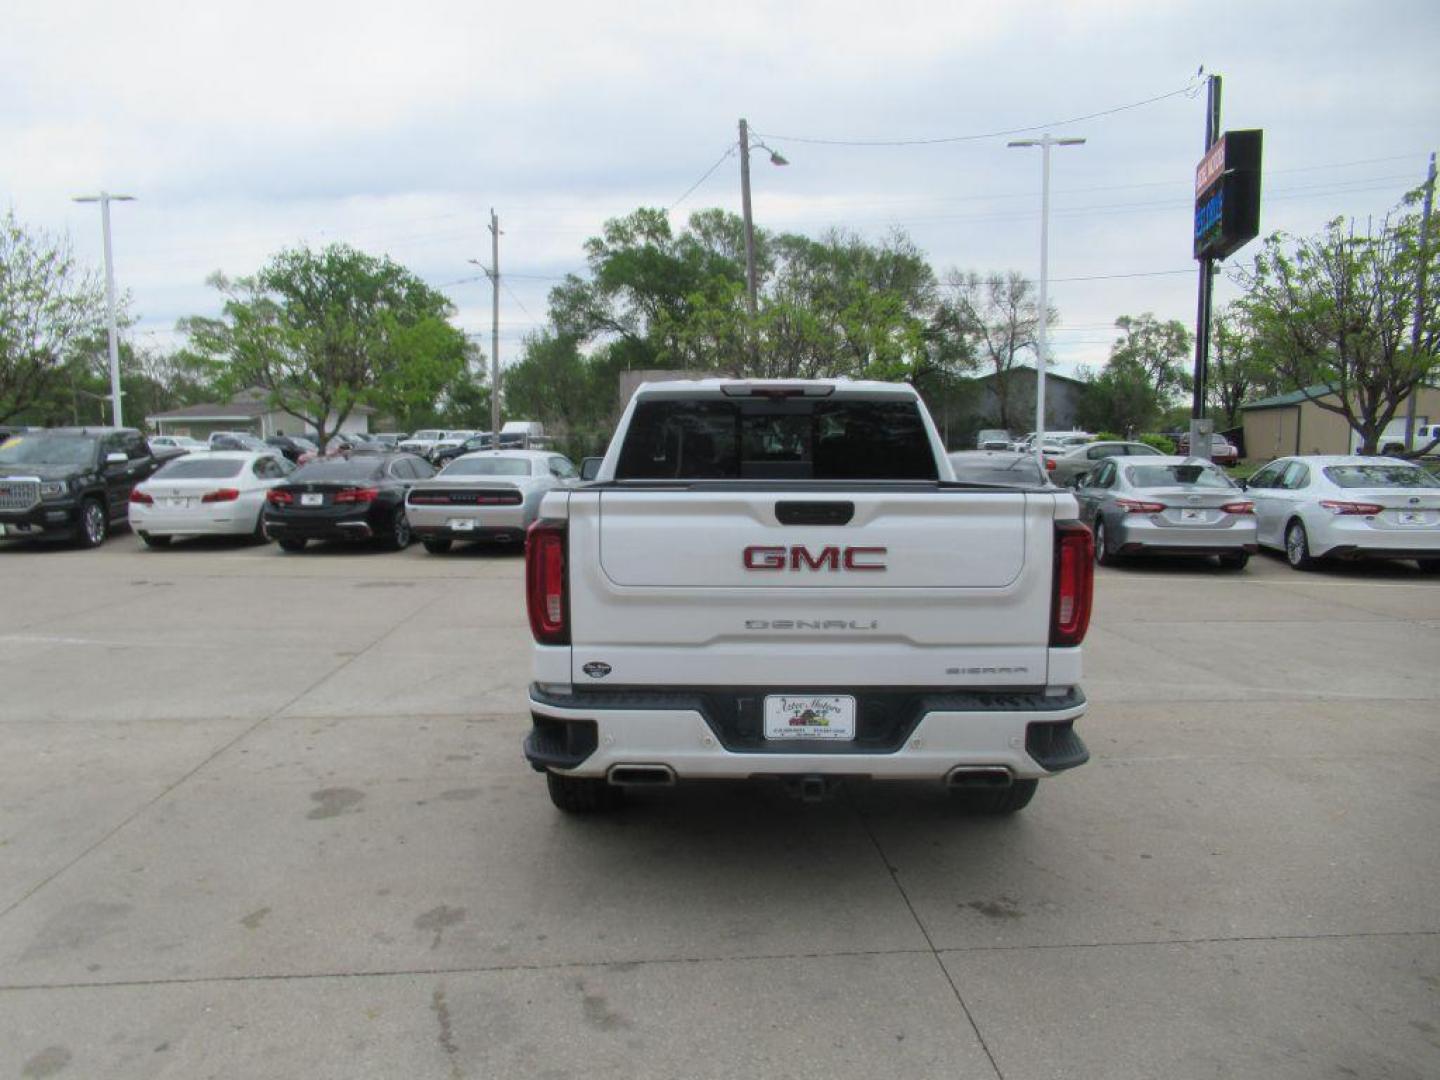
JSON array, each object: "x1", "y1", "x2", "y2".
[
  {"x1": 1051, "y1": 522, "x2": 1094, "y2": 647},
  {"x1": 526, "y1": 519, "x2": 569, "y2": 645},
  {"x1": 201, "y1": 488, "x2": 240, "y2": 503},
  {"x1": 129, "y1": 488, "x2": 153, "y2": 505}
]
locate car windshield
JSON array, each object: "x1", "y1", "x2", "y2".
[
  {"x1": 1324, "y1": 465, "x2": 1440, "y2": 489},
  {"x1": 154, "y1": 458, "x2": 245, "y2": 479},
  {"x1": 289, "y1": 460, "x2": 386, "y2": 482},
  {"x1": 949, "y1": 455, "x2": 1044, "y2": 485},
  {"x1": 616, "y1": 398, "x2": 938, "y2": 481},
  {"x1": 0, "y1": 435, "x2": 98, "y2": 466},
  {"x1": 1127, "y1": 464, "x2": 1233, "y2": 489},
  {"x1": 441, "y1": 457, "x2": 532, "y2": 476}
]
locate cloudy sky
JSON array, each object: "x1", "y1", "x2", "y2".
[{"x1": 4, "y1": 0, "x2": 1436, "y2": 380}]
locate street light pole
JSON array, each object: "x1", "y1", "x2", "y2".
[
  {"x1": 737, "y1": 120, "x2": 789, "y2": 322},
  {"x1": 72, "y1": 192, "x2": 135, "y2": 428},
  {"x1": 1007, "y1": 136, "x2": 1084, "y2": 463}
]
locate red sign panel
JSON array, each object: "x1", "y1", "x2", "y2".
[{"x1": 1195, "y1": 137, "x2": 1227, "y2": 197}]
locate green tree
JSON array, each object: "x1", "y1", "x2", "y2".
[
  {"x1": 1206, "y1": 304, "x2": 1278, "y2": 429},
  {"x1": 1234, "y1": 203, "x2": 1439, "y2": 454},
  {"x1": 0, "y1": 211, "x2": 108, "y2": 423},
  {"x1": 1109, "y1": 313, "x2": 1193, "y2": 404},
  {"x1": 180, "y1": 245, "x2": 467, "y2": 448},
  {"x1": 1075, "y1": 358, "x2": 1163, "y2": 436}
]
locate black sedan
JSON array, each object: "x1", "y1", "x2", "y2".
[{"x1": 262, "y1": 454, "x2": 434, "y2": 552}]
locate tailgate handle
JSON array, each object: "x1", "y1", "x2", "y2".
[{"x1": 775, "y1": 501, "x2": 854, "y2": 526}]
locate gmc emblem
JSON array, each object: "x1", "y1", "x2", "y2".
[{"x1": 743, "y1": 545, "x2": 887, "y2": 571}]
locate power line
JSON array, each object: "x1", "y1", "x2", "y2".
[
  {"x1": 751, "y1": 79, "x2": 1201, "y2": 148},
  {"x1": 669, "y1": 143, "x2": 738, "y2": 210}
]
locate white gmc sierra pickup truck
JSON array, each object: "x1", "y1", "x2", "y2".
[{"x1": 522, "y1": 379, "x2": 1094, "y2": 814}]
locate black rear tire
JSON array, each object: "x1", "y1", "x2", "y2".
[
  {"x1": 1093, "y1": 520, "x2": 1115, "y2": 566},
  {"x1": 546, "y1": 772, "x2": 624, "y2": 814},
  {"x1": 1217, "y1": 551, "x2": 1249, "y2": 570},
  {"x1": 383, "y1": 508, "x2": 412, "y2": 551},
  {"x1": 422, "y1": 537, "x2": 453, "y2": 554},
  {"x1": 1285, "y1": 519, "x2": 1317, "y2": 571},
  {"x1": 277, "y1": 537, "x2": 307, "y2": 553},
  {"x1": 137, "y1": 531, "x2": 171, "y2": 548},
  {"x1": 950, "y1": 779, "x2": 1038, "y2": 815}
]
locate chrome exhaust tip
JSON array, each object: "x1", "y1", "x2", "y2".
[
  {"x1": 945, "y1": 767, "x2": 1014, "y2": 790},
  {"x1": 607, "y1": 765, "x2": 677, "y2": 787}
]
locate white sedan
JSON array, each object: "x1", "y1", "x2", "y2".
[
  {"x1": 1244, "y1": 455, "x2": 1440, "y2": 571},
  {"x1": 406, "y1": 450, "x2": 579, "y2": 553},
  {"x1": 128, "y1": 451, "x2": 294, "y2": 547}
]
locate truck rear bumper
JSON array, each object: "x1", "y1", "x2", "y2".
[{"x1": 525, "y1": 685, "x2": 1087, "y2": 782}]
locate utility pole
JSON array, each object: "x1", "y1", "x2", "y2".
[
  {"x1": 1404, "y1": 152, "x2": 1435, "y2": 450},
  {"x1": 1190, "y1": 75, "x2": 1222, "y2": 460},
  {"x1": 1008, "y1": 134, "x2": 1086, "y2": 464},
  {"x1": 471, "y1": 211, "x2": 503, "y2": 440},
  {"x1": 739, "y1": 119, "x2": 758, "y2": 319},
  {"x1": 72, "y1": 192, "x2": 135, "y2": 427}
]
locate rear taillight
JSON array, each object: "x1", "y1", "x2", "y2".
[
  {"x1": 408, "y1": 491, "x2": 450, "y2": 505},
  {"x1": 201, "y1": 488, "x2": 240, "y2": 503},
  {"x1": 334, "y1": 487, "x2": 379, "y2": 504},
  {"x1": 1115, "y1": 498, "x2": 1166, "y2": 513},
  {"x1": 1051, "y1": 522, "x2": 1094, "y2": 647},
  {"x1": 1045, "y1": 458, "x2": 1057, "y2": 471},
  {"x1": 267, "y1": 488, "x2": 294, "y2": 505},
  {"x1": 1220, "y1": 501, "x2": 1255, "y2": 515},
  {"x1": 526, "y1": 519, "x2": 569, "y2": 645},
  {"x1": 129, "y1": 488, "x2": 153, "y2": 505},
  {"x1": 1320, "y1": 500, "x2": 1383, "y2": 516}
]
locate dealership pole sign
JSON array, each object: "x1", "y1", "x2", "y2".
[{"x1": 1193, "y1": 129, "x2": 1263, "y2": 260}]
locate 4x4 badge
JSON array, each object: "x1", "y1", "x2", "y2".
[{"x1": 583, "y1": 661, "x2": 612, "y2": 679}]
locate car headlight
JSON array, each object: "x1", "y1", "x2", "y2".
[{"x1": 40, "y1": 481, "x2": 69, "y2": 498}]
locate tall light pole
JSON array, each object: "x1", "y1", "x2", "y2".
[
  {"x1": 1007, "y1": 135, "x2": 1084, "y2": 461},
  {"x1": 468, "y1": 207, "x2": 502, "y2": 440},
  {"x1": 72, "y1": 192, "x2": 135, "y2": 428},
  {"x1": 737, "y1": 119, "x2": 788, "y2": 319}
]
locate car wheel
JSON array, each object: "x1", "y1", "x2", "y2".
[
  {"x1": 1285, "y1": 519, "x2": 1317, "y2": 571},
  {"x1": 250, "y1": 511, "x2": 269, "y2": 543},
  {"x1": 950, "y1": 778, "x2": 1038, "y2": 815},
  {"x1": 384, "y1": 508, "x2": 412, "y2": 551},
  {"x1": 422, "y1": 537, "x2": 453, "y2": 554},
  {"x1": 1417, "y1": 558, "x2": 1440, "y2": 574},
  {"x1": 277, "y1": 538, "x2": 307, "y2": 553},
  {"x1": 1217, "y1": 551, "x2": 1250, "y2": 570},
  {"x1": 76, "y1": 498, "x2": 109, "y2": 548},
  {"x1": 137, "y1": 530, "x2": 171, "y2": 548},
  {"x1": 546, "y1": 772, "x2": 624, "y2": 814},
  {"x1": 1093, "y1": 520, "x2": 1115, "y2": 566}
]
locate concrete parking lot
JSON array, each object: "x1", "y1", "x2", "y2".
[{"x1": 0, "y1": 535, "x2": 1437, "y2": 1079}]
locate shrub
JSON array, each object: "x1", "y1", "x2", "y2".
[{"x1": 1138, "y1": 433, "x2": 1175, "y2": 454}]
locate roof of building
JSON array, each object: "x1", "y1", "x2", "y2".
[
  {"x1": 972, "y1": 366, "x2": 1085, "y2": 387},
  {"x1": 1239, "y1": 384, "x2": 1337, "y2": 411},
  {"x1": 146, "y1": 397, "x2": 375, "y2": 422}
]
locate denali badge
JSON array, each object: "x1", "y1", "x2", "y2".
[
  {"x1": 582, "y1": 661, "x2": 612, "y2": 679},
  {"x1": 746, "y1": 619, "x2": 878, "y2": 631},
  {"x1": 743, "y1": 545, "x2": 887, "y2": 571}
]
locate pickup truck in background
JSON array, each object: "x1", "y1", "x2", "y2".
[
  {"x1": 522, "y1": 380, "x2": 1094, "y2": 815},
  {"x1": 0, "y1": 427, "x2": 161, "y2": 547}
]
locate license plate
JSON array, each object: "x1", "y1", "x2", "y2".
[
  {"x1": 763, "y1": 695, "x2": 856, "y2": 741},
  {"x1": 165, "y1": 497, "x2": 190, "y2": 509},
  {"x1": 448, "y1": 517, "x2": 476, "y2": 530},
  {"x1": 1399, "y1": 511, "x2": 1426, "y2": 525},
  {"x1": 301, "y1": 493, "x2": 323, "y2": 506},
  {"x1": 1181, "y1": 508, "x2": 1204, "y2": 521}
]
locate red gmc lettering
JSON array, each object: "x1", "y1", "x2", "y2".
[{"x1": 743, "y1": 545, "x2": 888, "y2": 571}]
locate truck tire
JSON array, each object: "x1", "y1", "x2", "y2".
[
  {"x1": 422, "y1": 537, "x2": 453, "y2": 554},
  {"x1": 137, "y1": 531, "x2": 171, "y2": 548},
  {"x1": 951, "y1": 778, "x2": 1038, "y2": 815},
  {"x1": 546, "y1": 771, "x2": 624, "y2": 813},
  {"x1": 76, "y1": 498, "x2": 109, "y2": 549}
]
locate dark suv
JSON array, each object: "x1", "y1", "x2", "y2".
[{"x1": 0, "y1": 428, "x2": 160, "y2": 547}]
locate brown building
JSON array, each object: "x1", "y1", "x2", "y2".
[{"x1": 1240, "y1": 384, "x2": 1440, "y2": 460}]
